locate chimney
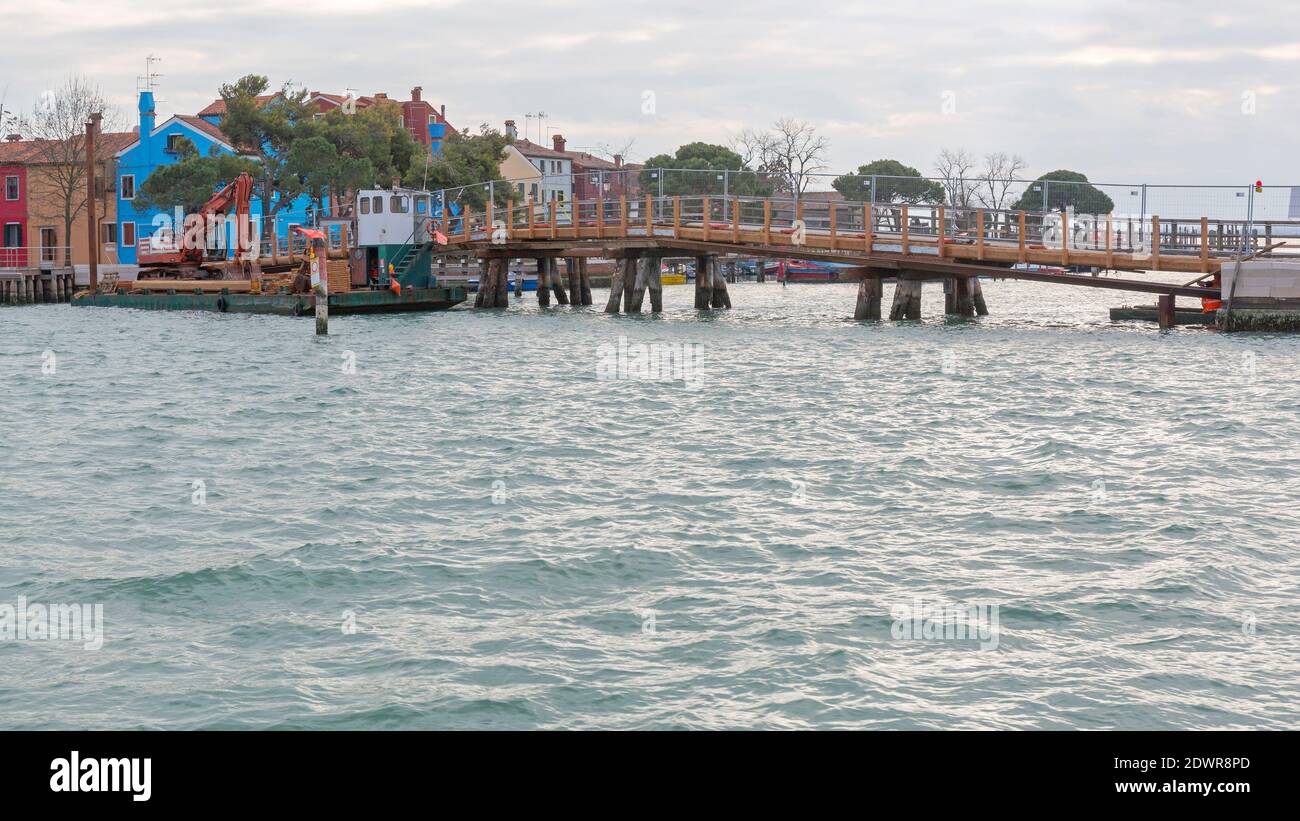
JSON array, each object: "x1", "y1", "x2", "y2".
[
  {"x1": 137, "y1": 90, "x2": 156, "y2": 149},
  {"x1": 411, "y1": 86, "x2": 422, "y2": 102},
  {"x1": 440, "y1": 104, "x2": 445, "y2": 120},
  {"x1": 504, "y1": 119, "x2": 517, "y2": 139},
  {"x1": 552, "y1": 134, "x2": 566, "y2": 153},
  {"x1": 614, "y1": 154, "x2": 623, "y2": 168}
]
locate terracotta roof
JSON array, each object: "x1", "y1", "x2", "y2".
[
  {"x1": 0, "y1": 132, "x2": 135, "y2": 164},
  {"x1": 511, "y1": 138, "x2": 571, "y2": 160},
  {"x1": 174, "y1": 115, "x2": 233, "y2": 146},
  {"x1": 196, "y1": 94, "x2": 279, "y2": 117}
]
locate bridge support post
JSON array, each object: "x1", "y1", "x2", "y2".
[
  {"x1": 579, "y1": 258, "x2": 593, "y2": 305},
  {"x1": 605, "y1": 253, "x2": 634, "y2": 313},
  {"x1": 950, "y1": 277, "x2": 976, "y2": 317},
  {"x1": 567, "y1": 257, "x2": 581, "y2": 305},
  {"x1": 854, "y1": 277, "x2": 882, "y2": 320},
  {"x1": 549, "y1": 258, "x2": 569, "y2": 305},
  {"x1": 709, "y1": 257, "x2": 732, "y2": 308},
  {"x1": 626, "y1": 256, "x2": 648, "y2": 313},
  {"x1": 971, "y1": 277, "x2": 988, "y2": 316},
  {"x1": 475, "y1": 256, "x2": 509, "y2": 309},
  {"x1": 889, "y1": 277, "x2": 922, "y2": 320},
  {"x1": 536, "y1": 258, "x2": 550, "y2": 307},
  {"x1": 694, "y1": 255, "x2": 711, "y2": 309},
  {"x1": 647, "y1": 254, "x2": 664, "y2": 312}
]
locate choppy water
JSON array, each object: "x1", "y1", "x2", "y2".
[{"x1": 2, "y1": 279, "x2": 1299, "y2": 730}]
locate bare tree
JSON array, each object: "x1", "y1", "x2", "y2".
[
  {"x1": 594, "y1": 137, "x2": 638, "y2": 163},
  {"x1": 975, "y1": 152, "x2": 1027, "y2": 236},
  {"x1": 20, "y1": 77, "x2": 121, "y2": 265},
  {"x1": 934, "y1": 148, "x2": 978, "y2": 210},
  {"x1": 732, "y1": 119, "x2": 829, "y2": 197}
]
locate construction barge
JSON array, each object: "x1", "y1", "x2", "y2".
[{"x1": 72, "y1": 182, "x2": 468, "y2": 318}]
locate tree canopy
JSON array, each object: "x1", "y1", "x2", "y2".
[
  {"x1": 832, "y1": 160, "x2": 945, "y2": 204},
  {"x1": 638, "y1": 142, "x2": 773, "y2": 196},
  {"x1": 136, "y1": 75, "x2": 424, "y2": 219},
  {"x1": 1011, "y1": 169, "x2": 1114, "y2": 214},
  {"x1": 420, "y1": 124, "x2": 511, "y2": 209}
]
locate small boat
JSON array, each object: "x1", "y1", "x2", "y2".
[
  {"x1": 768, "y1": 259, "x2": 867, "y2": 283},
  {"x1": 1109, "y1": 305, "x2": 1215, "y2": 325}
]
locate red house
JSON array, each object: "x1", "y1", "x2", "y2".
[{"x1": 0, "y1": 136, "x2": 29, "y2": 268}]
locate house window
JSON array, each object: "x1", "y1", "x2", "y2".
[
  {"x1": 120, "y1": 175, "x2": 135, "y2": 200},
  {"x1": 121, "y1": 222, "x2": 136, "y2": 246},
  {"x1": 428, "y1": 114, "x2": 437, "y2": 124},
  {"x1": 165, "y1": 134, "x2": 183, "y2": 153},
  {"x1": 530, "y1": 183, "x2": 538, "y2": 200},
  {"x1": 100, "y1": 224, "x2": 115, "y2": 245},
  {"x1": 517, "y1": 183, "x2": 525, "y2": 197},
  {"x1": 4, "y1": 176, "x2": 18, "y2": 200},
  {"x1": 390, "y1": 195, "x2": 409, "y2": 213},
  {"x1": 360, "y1": 198, "x2": 371, "y2": 215},
  {"x1": 3, "y1": 223, "x2": 20, "y2": 247}
]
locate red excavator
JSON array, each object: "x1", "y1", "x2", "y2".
[{"x1": 138, "y1": 172, "x2": 257, "y2": 278}]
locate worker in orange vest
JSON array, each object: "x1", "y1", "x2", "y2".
[{"x1": 1201, "y1": 272, "x2": 1222, "y2": 313}]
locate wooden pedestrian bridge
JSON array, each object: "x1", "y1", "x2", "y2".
[{"x1": 428, "y1": 191, "x2": 1287, "y2": 322}]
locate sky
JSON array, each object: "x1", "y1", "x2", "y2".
[{"x1": 0, "y1": 0, "x2": 1296, "y2": 187}]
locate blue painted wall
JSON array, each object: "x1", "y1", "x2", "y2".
[{"x1": 115, "y1": 91, "x2": 319, "y2": 266}]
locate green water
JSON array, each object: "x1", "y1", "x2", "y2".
[{"x1": 2, "y1": 279, "x2": 1298, "y2": 729}]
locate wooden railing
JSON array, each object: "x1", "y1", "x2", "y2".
[{"x1": 438, "y1": 193, "x2": 1300, "y2": 276}]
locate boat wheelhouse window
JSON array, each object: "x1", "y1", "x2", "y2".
[
  {"x1": 372, "y1": 196, "x2": 383, "y2": 213},
  {"x1": 391, "y1": 195, "x2": 409, "y2": 213},
  {"x1": 415, "y1": 196, "x2": 428, "y2": 214},
  {"x1": 360, "y1": 198, "x2": 370, "y2": 214}
]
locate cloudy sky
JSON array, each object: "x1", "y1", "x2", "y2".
[{"x1": 1, "y1": 0, "x2": 1295, "y2": 186}]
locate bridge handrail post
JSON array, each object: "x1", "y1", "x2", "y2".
[
  {"x1": 764, "y1": 200, "x2": 772, "y2": 244},
  {"x1": 976, "y1": 208, "x2": 985, "y2": 260},
  {"x1": 937, "y1": 205, "x2": 945, "y2": 258},
  {"x1": 1018, "y1": 211, "x2": 1027, "y2": 262},
  {"x1": 702, "y1": 197, "x2": 711, "y2": 242},
  {"x1": 829, "y1": 202, "x2": 837, "y2": 249},
  {"x1": 1106, "y1": 214, "x2": 1114, "y2": 270},
  {"x1": 597, "y1": 197, "x2": 605, "y2": 237},
  {"x1": 865, "y1": 202, "x2": 873, "y2": 253},
  {"x1": 901, "y1": 205, "x2": 910, "y2": 255},
  {"x1": 619, "y1": 196, "x2": 628, "y2": 237},
  {"x1": 1151, "y1": 215, "x2": 1160, "y2": 271},
  {"x1": 673, "y1": 197, "x2": 681, "y2": 238},
  {"x1": 1200, "y1": 216, "x2": 1209, "y2": 273}
]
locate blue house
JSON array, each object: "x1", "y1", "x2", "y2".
[{"x1": 114, "y1": 90, "x2": 319, "y2": 267}]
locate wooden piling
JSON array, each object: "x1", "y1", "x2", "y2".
[
  {"x1": 889, "y1": 277, "x2": 922, "y2": 320},
  {"x1": 626, "y1": 256, "x2": 648, "y2": 313},
  {"x1": 567, "y1": 257, "x2": 581, "y2": 305},
  {"x1": 647, "y1": 255, "x2": 663, "y2": 312},
  {"x1": 579, "y1": 257, "x2": 593, "y2": 305},
  {"x1": 710, "y1": 257, "x2": 732, "y2": 309},
  {"x1": 694, "y1": 255, "x2": 711, "y2": 309},
  {"x1": 605, "y1": 255, "x2": 630, "y2": 313},
  {"x1": 537, "y1": 257, "x2": 550, "y2": 307},
  {"x1": 854, "y1": 276, "x2": 882, "y2": 320},
  {"x1": 550, "y1": 258, "x2": 569, "y2": 305},
  {"x1": 971, "y1": 277, "x2": 988, "y2": 316},
  {"x1": 1157, "y1": 294, "x2": 1175, "y2": 328},
  {"x1": 953, "y1": 276, "x2": 976, "y2": 317}
]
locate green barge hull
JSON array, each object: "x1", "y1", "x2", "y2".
[
  {"x1": 1109, "y1": 305, "x2": 1215, "y2": 325},
  {"x1": 72, "y1": 286, "x2": 466, "y2": 316}
]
